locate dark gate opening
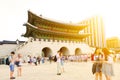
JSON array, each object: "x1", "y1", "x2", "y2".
[
  {"x1": 42, "y1": 47, "x2": 52, "y2": 57},
  {"x1": 75, "y1": 48, "x2": 82, "y2": 55},
  {"x1": 60, "y1": 47, "x2": 69, "y2": 56}
]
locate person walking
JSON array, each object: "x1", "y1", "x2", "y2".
[
  {"x1": 33, "y1": 56, "x2": 37, "y2": 66},
  {"x1": 49, "y1": 55, "x2": 52, "y2": 64},
  {"x1": 37, "y1": 56, "x2": 41, "y2": 65},
  {"x1": 9, "y1": 51, "x2": 16, "y2": 79},
  {"x1": 92, "y1": 48, "x2": 103, "y2": 80},
  {"x1": 61, "y1": 53, "x2": 65, "y2": 73},
  {"x1": 56, "y1": 50, "x2": 62, "y2": 75},
  {"x1": 16, "y1": 53, "x2": 23, "y2": 77}
]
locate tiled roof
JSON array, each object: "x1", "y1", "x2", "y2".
[{"x1": 0, "y1": 40, "x2": 25, "y2": 45}]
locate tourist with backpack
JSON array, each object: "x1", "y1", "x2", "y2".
[{"x1": 9, "y1": 51, "x2": 16, "y2": 79}]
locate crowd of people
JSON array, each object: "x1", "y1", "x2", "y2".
[{"x1": 6, "y1": 47, "x2": 116, "y2": 79}]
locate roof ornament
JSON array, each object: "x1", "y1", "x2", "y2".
[
  {"x1": 40, "y1": 14, "x2": 42, "y2": 17},
  {"x1": 16, "y1": 39, "x2": 19, "y2": 45}
]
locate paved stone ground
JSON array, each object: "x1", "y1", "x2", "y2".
[{"x1": 0, "y1": 61, "x2": 120, "y2": 80}]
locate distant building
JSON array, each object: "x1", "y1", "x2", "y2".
[
  {"x1": 0, "y1": 40, "x2": 25, "y2": 57},
  {"x1": 106, "y1": 37, "x2": 120, "y2": 48},
  {"x1": 79, "y1": 16, "x2": 106, "y2": 48}
]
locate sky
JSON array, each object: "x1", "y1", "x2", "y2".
[{"x1": 0, "y1": 0, "x2": 120, "y2": 41}]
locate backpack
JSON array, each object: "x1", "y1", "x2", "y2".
[
  {"x1": 53, "y1": 55, "x2": 57, "y2": 62},
  {"x1": 6, "y1": 57, "x2": 10, "y2": 65}
]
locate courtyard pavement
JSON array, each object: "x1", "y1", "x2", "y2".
[{"x1": 0, "y1": 61, "x2": 120, "y2": 80}]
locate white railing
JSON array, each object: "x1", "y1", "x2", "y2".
[{"x1": 15, "y1": 41, "x2": 28, "y2": 51}]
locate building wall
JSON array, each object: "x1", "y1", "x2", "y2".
[
  {"x1": 15, "y1": 38, "x2": 93, "y2": 57},
  {"x1": 0, "y1": 44, "x2": 18, "y2": 57},
  {"x1": 79, "y1": 16, "x2": 106, "y2": 48},
  {"x1": 106, "y1": 37, "x2": 120, "y2": 48}
]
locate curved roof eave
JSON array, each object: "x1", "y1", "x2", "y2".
[
  {"x1": 24, "y1": 23, "x2": 90, "y2": 39},
  {"x1": 28, "y1": 10, "x2": 88, "y2": 30}
]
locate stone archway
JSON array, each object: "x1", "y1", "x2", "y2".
[
  {"x1": 42, "y1": 47, "x2": 52, "y2": 57},
  {"x1": 75, "y1": 48, "x2": 82, "y2": 55},
  {"x1": 59, "y1": 47, "x2": 69, "y2": 56}
]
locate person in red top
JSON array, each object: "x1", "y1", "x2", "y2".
[{"x1": 91, "y1": 53, "x2": 94, "y2": 61}]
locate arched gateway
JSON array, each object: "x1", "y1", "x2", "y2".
[
  {"x1": 42, "y1": 47, "x2": 52, "y2": 57},
  {"x1": 75, "y1": 48, "x2": 82, "y2": 55},
  {"x1": 16, "y1": 11, "x2": 92, "y2": 57},
  {"x1": 60, "y1": 47, "x2": 69, "y2": 56}
]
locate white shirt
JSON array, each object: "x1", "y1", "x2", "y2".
[
  {"x1": 9, "y1": 55, "x2": 16, "y2": 65},
  {"x1": 108, "y1": 55, "x2": 113, "y2": 63},
  {"x1": 56, "y1": 54, "x2": 61, "y2": 63}
]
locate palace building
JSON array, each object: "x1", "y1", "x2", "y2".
[{"x1": 15, "y1": 11, "x2": 93, "y2": 57}]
